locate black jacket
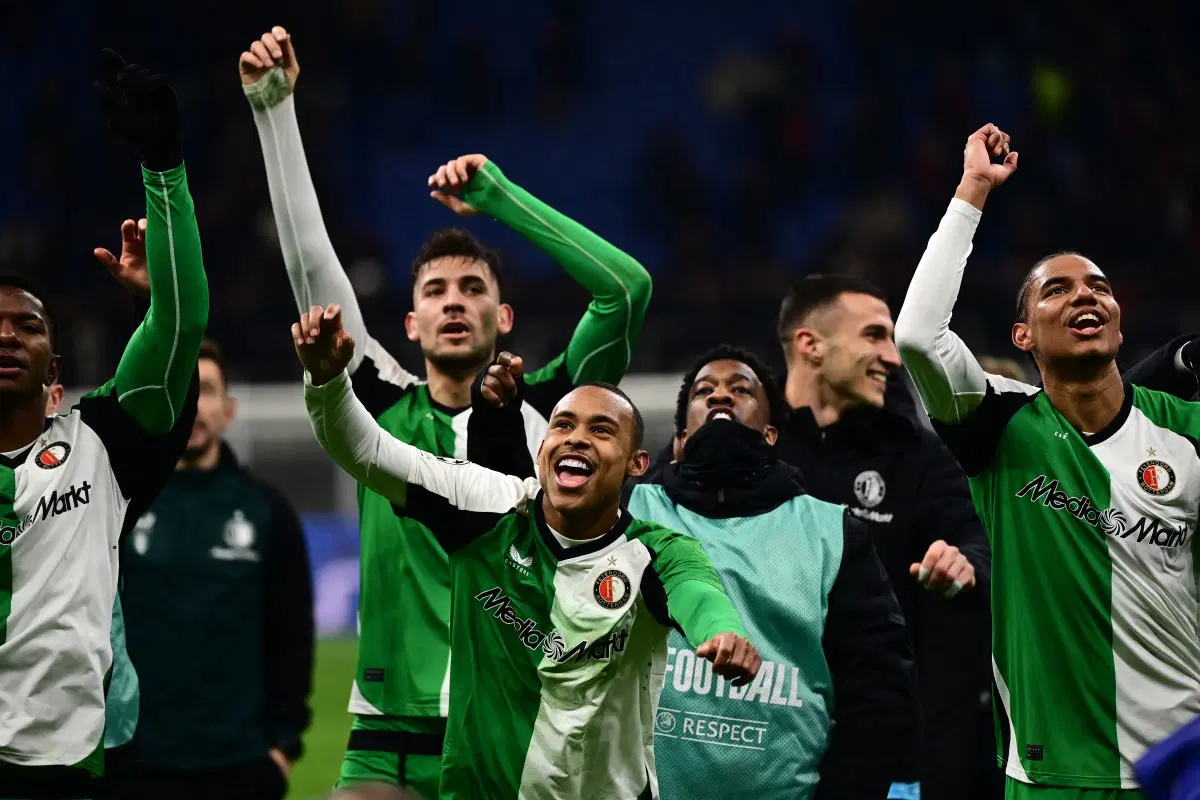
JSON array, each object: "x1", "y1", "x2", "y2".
[
  {"x1": 768, "y1": 370, "x2": 994, "y2": 796},
  {"x1": 467, "y1": 375, "x2": 917, "y2": 799},
  {"x1": 121, "y1": 442, "x2": 314, "y2": 769}
]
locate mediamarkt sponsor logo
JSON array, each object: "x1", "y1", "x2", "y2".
[
  {"x1": 475, "y1": 587, "x2": 628, "y2": 663},
  {"x1": 0, "y1": 481, "x2": 93, "y2": 546},
  {"x1": 1015, "y1": 475, "x2": 1188, "y2": 548}
]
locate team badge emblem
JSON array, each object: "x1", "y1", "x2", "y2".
[
  {"x1": 1137, "y1": 460, "x2": 1176, "y2": 496},
  {"x1": 593, "y1": 569, "x2": 632, "y2": 610},
  {"x1": 35, "y1": 442, "x2": 70, "y2": 469},
  {"x1": 853, "y1": 470, "x2": 886, "y2": 508}
]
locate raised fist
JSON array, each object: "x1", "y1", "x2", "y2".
[
  {"x1": 240, "y1": 26, "x2": 300, "y2": 110},
  {"x1": 292, "y1": 304, "x2": 355, "y2": 385},
  {"x1": 427, "y1": 154, "x2": 491, "y2": 217},
  {"x1": 961, "y1": 123, "x2": 1018, "y2": 191},
  {"x1": 479, "y1": 352, "x2": 525, "y2": 408},
  {"x1": 94, "y1": 49, "x2": 181, "y2": 170}
]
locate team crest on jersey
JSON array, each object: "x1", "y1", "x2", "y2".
[
  {"x1": 34, "y1": 442, "x2": 70, "y2": 470},
  {"x1": 210, "y1": 510, "x2": 260, "y2": 562},
  {"x1": 593, "y1": 569, "x2": 632, "y2": 610},
  {"x1": 853, "y1": 470, "x2": 886, "y2": 508},
  {"x1": 1137, "y1": 460, "x2": 1176, "y2": 496},
  {"x1": 132, "y1": 512, "x2": 156, "y2": 555}
]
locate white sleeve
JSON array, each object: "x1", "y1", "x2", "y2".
[
  {"x1": 304, "y1": 370, "x2": 534, "y2": 513},
  {"x1": 248, "y1": 83, "x2": 415, "y2": 382},
  {"x1": 894, "y1": 198, "x2": 991, "y2": 424}
]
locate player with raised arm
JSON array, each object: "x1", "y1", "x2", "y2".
[
  {"x1": 895, "y1": 124, "x2": 1200, "y2": 799},
  {"x1": 0, "y1": 51, "x2": 208, "y2": 798},
  {"x1": 239, "y1": 26, "x2": 653, "y2": 798},
  {"x1": 295, "y1": 303, "x2": 757, "y2": 800}
]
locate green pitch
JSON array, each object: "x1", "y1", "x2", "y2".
[{"x1": 287, "y1": 638, "x2": 357, "y2": 800}]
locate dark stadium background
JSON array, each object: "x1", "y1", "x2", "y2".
[{"x1": 5, "y1": 2, "x2": 1199, "y2": 796}]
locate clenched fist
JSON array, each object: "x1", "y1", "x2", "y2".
[
  {"x1": 292, "y1": 304, "x2": 355, "y2": 386},
  {"x1": 427, "y1": 154, "x2": 491, "y2": 216},
  {"x1": 910, "y1": 539, "x2": 976, "y2": 599},
  {"x1": 240, "y1": 26, "x2": 299, "y2": 110},
  {"x1": 955, "y1": 123, "x2": 1018, "y2": 210},
  {"x1": 479, "y1": 352, "x2": 524, "y2": 408},
  {"x1": 696, "y1": 632, "x2": 761, "y2": 687}
]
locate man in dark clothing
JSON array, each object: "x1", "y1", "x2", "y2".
[
  {"x1": 113, "y1": 339, "x2": 314, "y2": 800},
  {"x1": 468, "y1": 346, "x2": 916, "y2": 800},
  {"x1": 774, "y1": 275, "x2": 994, "y2": 800}
]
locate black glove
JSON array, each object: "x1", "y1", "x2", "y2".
[{"x1": 94, "y1": 48, "x2": 182, "y2": 171}]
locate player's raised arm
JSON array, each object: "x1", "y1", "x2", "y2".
[
  {"x1": 242, "y1": 26, "x2": 406, "y2": 384},
  {"x1": 894, "y1": 124, "x2": 1018, "y2": 424},
  {"x1": 297, "y1": 305, "x2": 532, "y2": 529},
  {"x1": 95, "y1": 50, "x2": 208, "y2": 434},
  {"x1": 431, "y1": 155, "x2": 653, "y2": 385}
]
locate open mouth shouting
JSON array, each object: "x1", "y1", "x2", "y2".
[
  {"x1": 705, "y1": 408, "x2": 736, "y2": 424},
  {"x1": 438, "y1": 319, "x2": 472, "y2": 342},
  {"x1": 554, "y1": 453, "x2": 595, "y2": 491},
  {"x1": 1067, "y1": 309, "x2": 1106, "y2": 338}
]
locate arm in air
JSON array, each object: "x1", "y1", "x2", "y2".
[
  {"x1": 894, "y1": 123, "x2": 1018, "y2": 425},
  {"x1": 432, "y1": 155, "x2": 653, "y2": 384},
  {"x1": 95, "y1": 50, "x2": 208, "y2": 434}
]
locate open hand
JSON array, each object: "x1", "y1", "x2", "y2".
[
  {"x1": 428, "y1": 154, "x2": 490, "y2": 216},
  {"x1": 480, "y1": 352, "x2": 524, "y2": 408},
  {"x1": 909, "y1": 539, "x2": 976, "y2": 599},
  {"x1": 94, "y1": 218, "x2": 149, "y2": 299},
  {"x1": 696, "y1": 632, "x2": 761, "y2": 687},
  {"x1": 239, "y1": 26, "x2": 300, "y2": 93},
  {"x1": 292, "y1": 303, "x2": 355, "y2": 385}
]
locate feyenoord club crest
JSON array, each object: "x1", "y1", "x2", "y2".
[
  {"x1": 1137, "y1": 460, "x2": 1176, "y2": 496},
  {"x1": 593, "y1": 569, "x2": 632, "y2": 610},
  {"x1": 35, "y1": 442, "x2": 71, "y2": 469},
  {"x1": 853, "y1": 470, "x2": 886, "y2": 509}
]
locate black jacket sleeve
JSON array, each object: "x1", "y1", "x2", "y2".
[
  {"x1": 815, "y1": 513, "x2": 917, "y2": 800},
  {"x1": 260, "y1": 483, "x2": 315, "y2": 761},
  {"x1": 912, "y1": 431, "x2": 991, "y2": 608},
  {"x1": 1123, "y1": 334, "x2": 1199, "y2": 400},
  {"x1": 466, "y1": 363, "x2": 535, "y2": 478}
]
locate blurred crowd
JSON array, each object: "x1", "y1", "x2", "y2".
[{"x1": 3, "y1": 0, "x2": 1198, "y2": 386}]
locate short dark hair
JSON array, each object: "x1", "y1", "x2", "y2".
[
  {"x1": 674, "y1": 344, "x2": 787, "y2": 435},
  {"x1": 576, "y1": 380, "x2": 645, "y2": 450},
  {"x1": 410, "y1": 227, "x2": 503, "y2": 296},
  {"x1": 197, "y1": 338, "x2": 228, "y2": 389},
  {"x1": 0, "y1": 273, "x2": 58, "y2": 349},
  {"x1": 777, "y1": 274, "x2": 888, "y2": 351},
  {"x1": 1015, "y1": 250, "x2": 1086, "y2": 323}
]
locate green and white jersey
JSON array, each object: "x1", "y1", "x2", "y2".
[
  {"x1": 896, "y1": 198, "x2": 1200, "y2": 789},
  {"x1": 0, "y1": 163, "x2": 207, "y2": 772},
  {"x1": 304, "y1": 371, "x2": 746, "y2": 799},
  {"x1": 251, "y1": 88, "x2": 653, "y2": 719}
]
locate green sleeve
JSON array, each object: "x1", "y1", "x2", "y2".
[
  {"x1": 114, "y1": 164, "x2": 209, "y2": 434},
  {"x1": 462, "y1": 161, "x2": 652, "y2": 385},
  {"x1": 642, "y1": 526, "x2": 748, "y2": 647}
]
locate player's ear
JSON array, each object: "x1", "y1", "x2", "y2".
[
  {"x1": 223, "y1": 395, "x2": 238, "y2": 425},
  {"x1": 45, "y1": 354, "x2": 62, "y2": 387},
  {"x1": 497, "y1": 303, "x2": 514, "y2": 336},
  {"x1": 404, "y1": 311, "x2": 419, "y2": 343},
  {"x1": 762, "y1": 425, "x2": 778, "y2": 446},
  {"x1": 794, "y1": 327, "x2": 822, "y2": 365},
  {"x1": 1011, "y1": 322, "x2": 1034, "y2": 353},
  {"x1": 627, "y1": 449, "x2": 650, "y2": 478}
]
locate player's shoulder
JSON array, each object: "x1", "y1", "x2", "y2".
[
  {"x1": 624, "y1": 517, "x2": 693, "y2": 551},
  {"x1": 1131, "y1": 384, "x2": 1200, "y2": 432}
]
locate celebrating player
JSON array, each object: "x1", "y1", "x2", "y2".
[
  {"x1": 0, "y1": 51, "x2": 208, "y2": 798},
  {"x1": 296, "y1": 304, "x2": 757, "y2": 799},
  {"x1": 895, "y1": 123, "x2": 1200, "y2": 799},
  {"x1": 240, "y1": 26, "x2": 653, "y2": 798}
]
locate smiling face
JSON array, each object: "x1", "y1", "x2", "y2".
[
  {"x1": 795, "y1": 291, "x2": 900, "y2": 409},
  {"x1": 677, "y1": 358, "x2": 778, "y2": 448},
  {"x1": 405, "y1": 256, "x2": 513, "y2": 378},
  {"x1": 0, "y1": 285, "x2": 59, "y2": 403},
  {"x1": 536, "y1": 386, "x2": 649, "y2": 519},
  {"x1": 1012, "y1": 254, "x2": 1122, "y2": 370}
]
